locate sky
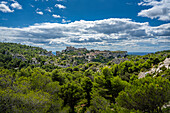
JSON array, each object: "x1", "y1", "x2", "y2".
[{"x1": 0, "y1": 0, "x2": 170, "y2": 52}]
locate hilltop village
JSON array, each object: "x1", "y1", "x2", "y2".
[
  {"x1": 56, "y1": 46, "x2": 127, "y2": 62},
  {"x1": 3, "y1": 45, "x2": 128, "y2": 68}
]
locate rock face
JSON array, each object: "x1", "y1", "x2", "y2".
[
  {"x1": 40, "y1": 51, "x2": 54, "y2": 57},
  {"x1": 31, "y1": 58, "x2": 40, "y2": 65},
  {"x1": 157, "y1": 58, "x2": 170, "y2": 71},
  {"x1": 138, "y1": 58, "x2": 170, "y2": 79},
  {"x1": 112, "y1": 58, "x2": 129, "y2": 64},
  {"x1": 12, "y1": 54, "x2": 26, "y2": 61}
]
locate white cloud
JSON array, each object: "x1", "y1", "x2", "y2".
[
  {"x1": 11, "y1": 2, "x2": 22, "y2": 9},
  {"x1": 0, "y1": 1, "x2": 22, "y2": 13},
  {"x1": 55, "y1": 4, "x2": 66, "y2": 9},
  {"x1": 36, "y1": 11, "x2": 43, "y2": 15},
  {"x1": 0, "y1": 18, "x2": 169, "y2": 52},
  {"x1": 1, "y1": 1, "x2": 7, "y2": 4},
  {"x1": 138, "y1": 0, "x2": 170, "y2": 21},
  {"x1": 62, "y1": 19, "x2": 71, "y2": 23},
  {"x1": 36, "y1": 8, "x2": 43, "y2": 15},
  {"x1": 52, "y1": 14, "x2": 61, "y2": 18},
  {"x1": 0, "y1": 3, "x2": 14, "y2": 13}
]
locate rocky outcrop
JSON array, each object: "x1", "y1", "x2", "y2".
[
  {"x1": 40, "y1": 51, "x2": 54, "y2": 57},
  {"x1": 112, "y1": 58, "x2": 129, "y2": 64},
  {"x1": 156, "y1": 58, "x2": 170, "y2": 72},
  {"x1": 12, "y1": 54, "x2": 26, "y2": 61},
  {"x1": 31, "y1": 58, "x2": 40, "y2": 65},
  {"x1": 138, "y1": 58, "x2": 170, "y2": 79}
]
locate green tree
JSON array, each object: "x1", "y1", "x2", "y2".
[
  {"x1": 17, "y1": 66, "x2": 32, "y2": 77},
  {"x1": 87, "y1": 94, "x2": 112, "y2": 113},
  {"x1": 31, "y1": 68, "x2": 52, "y2": 90},
  {"x1": 0, "y1": 89, "x2": 51, "y2": 113},
  {"x1": 109, "y1": 76, "x2": 129, "y2": 103},
  {"x1": 112, "y1": 64, "x2": 118, "y2": 76},
  {"x1": 51, "y1": 69, "x2": 66, "y2": 85},
  {"x1": 0, "y1": 68, "x2": 14, "y2": 89},
  {"x1": 81, "y1": 77, "x2": 93, "y2": 107},
  {"x1": 13, "y1": 76, "x2": 31, "y2": 93},
  {"x1": 116, "y1": 77, "x2": 170, "y2": 113},
  {"x1": 102, "y1": 66, "x2": 112, "y2": 80},
  {"x1": 60, "y1": 82, "x2": 83, "y2": 113}
]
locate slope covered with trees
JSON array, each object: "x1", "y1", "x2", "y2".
[{"x1": 0, "y1": 42, "x2": 170, "y2": 113}]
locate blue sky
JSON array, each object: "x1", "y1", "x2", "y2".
[{"x1": 0, "y1": 0, "x2": 170, "y2": 52}]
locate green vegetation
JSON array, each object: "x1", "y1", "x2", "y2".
[
  {"x1": 116, "y1": 77, "x2": 170, "y2": 113},
  {"x1": 0, "y1": 42, "x2": 170, "y2": 113}
]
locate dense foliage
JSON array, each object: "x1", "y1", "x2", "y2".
[{"x1": 0, "y1": 42, "x2": 170, "y2": 113}]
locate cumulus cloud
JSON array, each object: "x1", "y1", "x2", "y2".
[
  {"x1": 11, "y1": 2, "x2": 22, "y2": 9},
  {"x1": 0, "y1": 18, "x2": 169, "y2": 52},
  {"x1": 0, "y1": 2, "x2": 14, "y2": 13},
  {"x1": 55, "y1": 4, "x2": 66, "y2": 9},
  {"x1": 138, "y1": 0, "x2": 170, "y2": 21},
  {"x1": 52, "y1": 14, "x2": 61, "y2": 18},
  {"x1": 0, "y1": 1, "x2": 22, "y2": 13}
]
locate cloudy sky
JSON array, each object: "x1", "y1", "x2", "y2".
[{"x1": 0, "y1": 0, "x2": 170, "y2": 52}]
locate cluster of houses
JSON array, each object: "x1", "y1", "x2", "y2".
[
  {"x1": 85, "y1": 50, "x2": 127, "y2": 61},
  {"x1": 9, "y1": 46, "x2": 127, "y2": 67},
  {"x1": 56, "y1": 46, "x2": 87, "y2": 56},
  {"x1": 56, "y1": 46, "x2": 127, "y2": 61}
]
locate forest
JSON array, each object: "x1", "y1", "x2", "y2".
[{"x1": 0, "y1": 42, "x2": 170, "y2": 113}]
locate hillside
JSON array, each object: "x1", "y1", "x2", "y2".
[
  {"x1": 0, "y1": 42, "x2": 170, "y2": 113},
  {"x1": 0, "y1": 43, "x2": 127, "y2": 71},
  {"x1": 0, "y1": 42, "x2": 58, "y2": 71}
]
